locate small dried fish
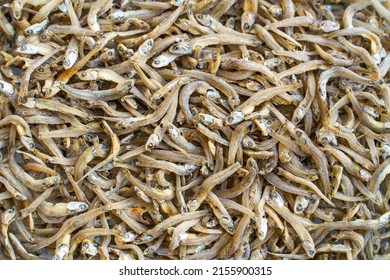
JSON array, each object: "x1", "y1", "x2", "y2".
[{"x1": 0, "y1": 0, "x2": 388, "y2": 261}]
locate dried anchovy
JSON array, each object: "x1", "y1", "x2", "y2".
[{"x1": 0, "y1": 0, "x2": 389, "y2": 260}]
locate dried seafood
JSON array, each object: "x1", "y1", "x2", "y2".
[{"x1": 0, "y1": 0, "x2": 390, "y2": 260}]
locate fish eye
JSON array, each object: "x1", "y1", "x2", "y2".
[
  {"x1": 227, "y1": 116, "x2": 234, "y2": 123},
  {"x1": 79, "y1": 204, "x2": 87, "y2": 211},
  {"x1": 118, "y1": 47, "x2": 123, "y2": 52},
  {"x1": 206, "y1": 88, "x2": 215, "y2": 94},
  {"x1": 82, "y1": 242, "x2": 89, "y2": 249},
  {"x1": 172, "y1": 45, "x2": 179, "y2": 51},
  {"x1": 81, "y1": 71, "x2": 87, "y2": 77},
  {"x1": 296, "y1": 205, "x2": 303, "y2": 212},
  {"x1": 29, "y1": 143, "x2": 35, "y2": 148},
  {"x1": 243, "y1": 23, "x2": 250, "y2": 30},
  {"x1": 26, "y1": 29, "x2": 33, "y2": 34},
  {"x1": 197, "y1": 14, "x2": 204, "y2": 20},
  {"x1": 153, "y1": 59, "x2": 160, "y2": 65},
  {"x1": 146, "y1": 40, "x2": 152, "y2": 47},
  {"x1": 41, "y1": 34, "x2": 47, "y2": 40},
  {"x1": 20, "y1": 45, "x2": 27, "y2": 51},
  {"x1": 293, "y1": 117, "x2": 299, "y2": 123},
  {"x1": 108, "y1": 51, "x2": 113, "y2": 56},
  {"x1": 64, "y1": 59, "x2": 71, "y2": 65},
  {"x1": 53, "y1": 255, "x2": 61, "y2": 260},
  {"x1": 145, "y1": 234, "x2": 153, "y2": 240},
  {"x1": 309, "y1": 250, "x2": 315, "y2": 256},
  {"x1": 100, "y1": 143, "x2": 108, "y2": 150},
  {"x1": 373, "y1": 244, "x2": 378, "y2": 250},
  {"x1": 8, "y1": 208, "x2": 15, "y2": 213},
  {"x1": 296, "y1": 130, "x2": 302, "y2": 137}
]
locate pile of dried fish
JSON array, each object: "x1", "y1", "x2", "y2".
[{"x1": 0, "y1": 0, "x2": 390, "y2": 260}]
